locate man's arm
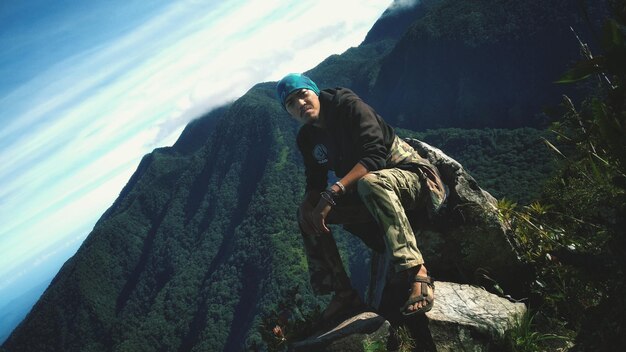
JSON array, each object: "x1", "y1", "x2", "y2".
[
  {"x1": 332, "y1": 163, "x2": 369, "y2": 195},
  {"x1": 345, "y1": 98, "x2": 389, "y2": 172},
  {"x1": 307, "y1": 162, "x2": 369, "y2": 235}
]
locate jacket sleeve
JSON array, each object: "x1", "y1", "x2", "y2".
[
  {"x1": 296, "y1": 128, "x2": 328, "y2": 192},
  {"x1": 343, "y1": 98, "x2": 388, "y2": 171}
]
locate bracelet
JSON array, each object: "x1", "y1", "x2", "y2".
[
  {"x1": 320, "y1": 190, "x2": 337, "y2": 206},
  {"x1": 334, "y1": 181, "x2": 346, "y2": 194}
]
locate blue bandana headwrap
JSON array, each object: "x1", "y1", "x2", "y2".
[{"x1": 275, "y1": 73, "x2": 320, "y2": 110}]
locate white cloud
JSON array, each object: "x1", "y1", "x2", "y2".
[
  {"x1": 0, "y1": 0, "x2": 391, "y2": 282},
  {"x1": 386, "y1": 0, "x2": 421, "y2": 13}
]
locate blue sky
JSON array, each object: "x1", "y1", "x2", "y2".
[{"x1": 0, "y1": 0, "x2": 420, "y2": 338}]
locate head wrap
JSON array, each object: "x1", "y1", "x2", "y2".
[{"x1": 275, "y1": 73, "x2": 320, "y2": 109}]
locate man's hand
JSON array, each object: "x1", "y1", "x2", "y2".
[
  {"x1": 310, "y1": 198, "x2": 332, "y2": 234},
  {"x1": 298, "y1": 197, "x2": 332, "y2": 235}
]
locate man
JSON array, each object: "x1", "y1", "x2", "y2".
[{"x1": 275, "y1": 73, "x2": 446, "y2": 321}]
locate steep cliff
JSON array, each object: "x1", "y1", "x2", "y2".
[{"x1": 370, "y1": 0, "x2": 607, "y2": 130}]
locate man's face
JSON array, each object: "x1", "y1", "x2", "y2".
[{"x1": 284, "y1": 89, "x2": 322, "y2": 126}]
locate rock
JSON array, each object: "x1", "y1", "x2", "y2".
[
  {"x1": 366, "y1": 138, "x2": 528, "y2": 325},
  {"x1": 292, "y1": 282, "x2": 525, "y2": 352},
  {"x1": 426, "y1": 282, "x2": 526, "y2": 351},
  {"x1": 406, "y1": 138, "x2": 527, "y2": 295},
  {"x1": 291, "y1": 312, "x2": 390, "y2": 352},
  {"x1": 291, "y1": 139, "x2": 530, "y2": 351}
]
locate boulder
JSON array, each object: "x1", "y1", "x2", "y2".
[
  {"x1": 406, "y1": 138, "x2": 527, "y2": 295},
  {"x1": 426, "y1": 282, "x2": 526, "y2": 351},
  {"x1": 292, "y1": 282, "x2": 525, "y2": 352},
  {"x1": 364, "y1": 138, "x2": 527, "y2": 324}
]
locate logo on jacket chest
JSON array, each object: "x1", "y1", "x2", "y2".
[{"x1": 313, "y1": 144, "x2": 328, "y2": 164}]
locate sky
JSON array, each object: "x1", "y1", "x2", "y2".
[{"x1": 0, "y1": 0, "x2": 419, "y2": 338}]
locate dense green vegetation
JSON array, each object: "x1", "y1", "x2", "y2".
[
  {"x1": 371, "y1": 0, "x2": 606, "y2": 130},
  {"x1": 408, "y1": 0, "x2": 597, "y2": 46},
  {"x1": 495, "y1": 4, "x2": 626, "y2": 350}
]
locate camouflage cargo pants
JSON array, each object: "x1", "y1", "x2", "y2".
[{"x1": 300, "y1": 167, "x2": 427, "y2": 295}]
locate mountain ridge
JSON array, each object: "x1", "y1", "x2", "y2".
[{"x1": 2, "y1": 1, "x2": 604, "y2": 350}]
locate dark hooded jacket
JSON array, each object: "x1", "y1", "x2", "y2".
[{"x1": 296, "y1": 87, "x2": 396, "y2": 191}]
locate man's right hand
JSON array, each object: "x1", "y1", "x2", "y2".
[{"x1": 298, "y1": 192, "x2": 331, "y2": 235}]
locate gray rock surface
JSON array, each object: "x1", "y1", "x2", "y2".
[
  {"x1": 426, "y1": 281, "x2": 526, "y2": 351},
  {"x1": 292, "y1": 282, "x2": 525, "y2": 352},
  {"x1": 291, "y1": 312, "x2": 390, "y2": 352}
]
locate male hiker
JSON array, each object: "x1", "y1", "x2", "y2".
[{"x1": 275, "y1": 73, "x2": 447, "y2": 322}]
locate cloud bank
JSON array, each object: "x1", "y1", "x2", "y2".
[{"x1": 0, "y1": 0, "x2": 391, "y2": 306}]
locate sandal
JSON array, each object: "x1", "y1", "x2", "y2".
[{"x1": 401, "y1": 275, "x2": 435, "y2": 316}]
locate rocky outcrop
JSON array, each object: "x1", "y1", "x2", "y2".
[
  {"x1": 407, "y1": 138, "x2": 526, "y2": 295},
  {"x1": 291, "y1": 312, "x2": 390, "y2": 352},
  {"x1": 292, "y1": 282, "x2": 525, "y2": 352},
  {"x1": 287, "y1": 138, "x2": 530, "y2": 351},
  {"x1": 364, "y1": 138, "x2": 527, "y2": 331},
  {"x1": 426, "y1": 282, "x2": 526, "y2": 351}
]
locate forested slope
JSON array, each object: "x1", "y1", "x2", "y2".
[
  {"x1": 2, "y1": 0, "x2": 607, "y2": 350},
  {"x1": 370, "y1": 0, "x2": 607, "y2": 130}
]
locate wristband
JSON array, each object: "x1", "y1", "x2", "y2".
[
  {"x1": 320, "y1": 190, "x2": 337, "y2": 206},
  {"x1": 334, "y1": 181, "x2": 346, "y2": 194}
]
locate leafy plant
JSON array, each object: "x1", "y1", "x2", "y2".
[
  {"x1": 502, "y1": 311, "x2": 569, "y2": 352},
  {"x1": 393, "y1": 325, "x2": 416, "y2": 352},
  {"x1": 363, "y1": 339, "x2": 387, "y2": 352},
  {"x1": 496, "y1": 198, "x2": 596, "y2": 323},
  {"x1": 259, "y1": 286, "x2": 323, "y2": 352},
  {"x1": 500, "y1": 3, "x2": 626, "y2": 349}
]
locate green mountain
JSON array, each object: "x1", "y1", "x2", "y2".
[
  {"x1": 369, "y1": 0, "x2": 607, "y2": 130},
  {"x1": 2, "y1": 1, "x2": 606, "y2": 351}
]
